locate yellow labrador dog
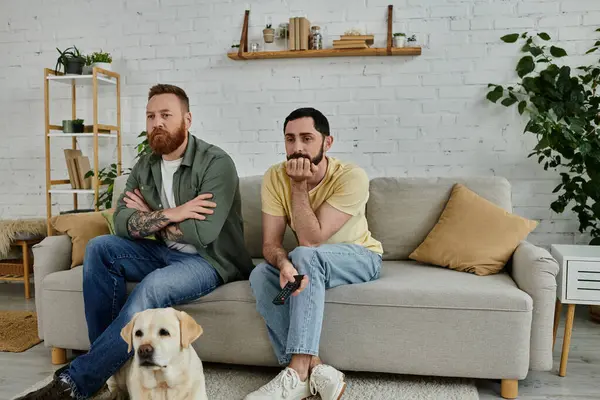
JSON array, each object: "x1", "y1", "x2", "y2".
[{"x1": 107, "y1": 307, "x2": 208, "y2": 400}]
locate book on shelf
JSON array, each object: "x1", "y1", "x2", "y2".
[
  {"x1": 63, "y1": 149, "x2": 92, "y2": 189},
  {"x1": 332, "y1": 34, "x2": 375, "y2": 49},
  {"x1": 288, "y1": 16, "x2": 311, "y2": 50}
]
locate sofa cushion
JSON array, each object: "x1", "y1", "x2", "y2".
[
  {"x1": 409, "y1": 183, "x2": 538, "y2": 276},
  {"x1": 41, "y1": 260, "x2": 533, "y2": 378},
  {"x1": 366, "y1": 177, "x2": 513, "y2": 261},
  {"x1": 44, "y1": 260, "x2": 531, "y2": 313}
]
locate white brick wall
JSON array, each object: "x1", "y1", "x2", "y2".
[{"x1": 0, "y1": 0, "x2": 596, "y2": 247}]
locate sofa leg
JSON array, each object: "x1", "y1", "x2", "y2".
[
  {"x1": 500, "y1": 379, "x2": 518, "y2": 399},
  {"x1": 52, "y1": 347, "x2": 67, "y2": 365}
]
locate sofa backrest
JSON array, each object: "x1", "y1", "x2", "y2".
[
  {"x1": 112, "y1": 175, "x2": 513, "y2": 261},
  {"x1": 366, "y1": 177, "x2": 512, "y2": 260}
]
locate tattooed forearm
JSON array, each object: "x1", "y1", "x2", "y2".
[
  {"x1": 128, "y1": 211, "x2": 171, "y2": 238},
  {"x1": 159, "y1": 224, "x2": 185, "y2": 242}
]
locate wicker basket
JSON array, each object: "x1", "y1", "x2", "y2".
[{"x1": 0, "y1": 259, "x2": 32, "y2": 277}]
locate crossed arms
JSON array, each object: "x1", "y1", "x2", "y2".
[{"x1": 113, "y1": 156, "x2": 239, "y2": 249}]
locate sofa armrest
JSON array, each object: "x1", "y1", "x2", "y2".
[
  {"x1": 511, "y1": 240, "x2": 559, "y2": 371},
  {"x1": 32, "y1": 235, "x2": 73, "y2": 340}
]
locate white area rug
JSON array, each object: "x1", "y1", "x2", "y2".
[{"x1": 13, "y1": 363, "x2": 479, "y2": 400}]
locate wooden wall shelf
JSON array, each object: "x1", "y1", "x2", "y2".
[
  {"x1": 228, "y1": 5, "x2": 421, "y2": 61},
  {"x1": 227, "y1": 47, "x2": 421, "y2": 60}
]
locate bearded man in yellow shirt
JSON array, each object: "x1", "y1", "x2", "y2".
[{"x1": 245, "y1": 107, "x2": 383, "y2": 400}]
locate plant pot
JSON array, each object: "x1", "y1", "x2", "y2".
[
  {"x1": 263, "y1": 28, "x2": 275, "y2": 43},
  {"x1": 64, "y1": 57, "x2": 85, "y2": 75},
  {"x1": 82, "y1": 65, "x2": 93, "y2": 75},
  {"x1": 394, "y1": 36, "x2": 405, "y2": 48},
  {"x1": 62, "y1": 120, "x2": 84, "y2": 133},
  {"x1": 407, "y1": 39, "x2": 418, "y2": 48},
  {"x1": 92, "y1": 62, "x2": 112, "y2": 71}
]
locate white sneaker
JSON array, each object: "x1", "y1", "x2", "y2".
[
  {"x1": 245, "y1": 367, "x2": 311, "y2": 400},
  {"x1": 309, "y1": 364, "x2": 346, "y2": 400}
]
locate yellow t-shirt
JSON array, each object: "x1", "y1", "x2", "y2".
[{"x1": 261, "y1": 157, "x2": 383, "y2": 255}]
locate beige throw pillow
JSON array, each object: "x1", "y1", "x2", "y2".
[
  {"x1": 409, "y1": 183, "x2": 538, "y2": 276},
  {"x1": 51, "y1": 211, "x2": 110, "y2": 268}
]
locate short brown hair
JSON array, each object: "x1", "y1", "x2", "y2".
[{"x1": 148, "y1": 84, "x2": 190, "y2": 112}]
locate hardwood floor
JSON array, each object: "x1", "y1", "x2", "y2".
[{"x1": 1, "y1": 282, "x2": 599, "y2": 399}]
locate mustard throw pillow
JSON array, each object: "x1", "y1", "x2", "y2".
[
  {"x1": 51, "y1": 211, "x2": 110, "y2": 268},
  {"x1": 409, "y1": 183, "x2": 538, "y2": 276}
]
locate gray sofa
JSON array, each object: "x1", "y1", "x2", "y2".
[{"x1": 33, "y1": 175, "x2": 559, "y2": 399}]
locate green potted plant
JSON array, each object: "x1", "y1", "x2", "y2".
[
  {"x1": 407, "y1": 34, "x2": 417, "y2": 47},
  {"x1": 62, "y1": 119, "x2": 84, "y2": 133},
  {"x1": 486, "y1": 27, "x2": 600, "y2": 245},
  {"x1": 393, "y1": 33, "x2": 406, "y2": 48},
  {"x1": 82, "y1": 55, "x2": 93, "y2": 75},
  {"x1": 263, "y1": 23, "x2": 275, "y2": 43},
  {"x1": 55, "y1": 46, "x2": 85, "y2": 75},
  {"x1": 89, "y1": 50, "x2": 113, "y2": 71}
]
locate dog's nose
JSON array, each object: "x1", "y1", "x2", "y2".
[{"x1": 138, "y1": 344, "x2": 154, "y2": 359}]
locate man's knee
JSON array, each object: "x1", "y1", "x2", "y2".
[
  {"x1": 83, "y1": 235, "x2": 118, "y2": 276},
  {"x1": 289, "y1": 246, "x2": 319, "y2": 267},
  {"x1": 84, "y1": 234, "x2": 124, "y2": 260}
]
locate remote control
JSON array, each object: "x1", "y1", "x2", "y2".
[{"x1": 272, "y1": 274, "x2": 304, "y2": 305}]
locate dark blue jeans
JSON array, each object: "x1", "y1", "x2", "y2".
[{"x1": 59, "y1": 235, "x2": 223, "y2": 399}]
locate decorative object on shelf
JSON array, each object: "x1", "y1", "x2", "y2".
[
  {"x1": 333, "y1": 32, "x2": 374, "y2": 49},
  {"x1": 407, "y1": 34, "x2": 417, "y2": 47},
  {"x1": 311, "y1": 26, "x2": 323, "y2": 50},
  {"x1": 393, "y1": 32, "x2": 406, "y2": 48},
  {"x1": 228, "y1": 5, "x2": 421, "y2": 60},
  {"x1": 263, "y1": 23, "x2": 275, "y2": 43},
  {"x1": 251, "y1": 42, "x2": 260, "y2": 52},
  {"x1": 89, "y1": 50, "x2": 113, "y2": 71},
  {"x1": 278, "y1": 22, "x2": 289, "y2": 49},
  {"x1": 486, "y1": 28, "x2": 600, "y2": 245},
  {"x1": 62, "y1": 119, "x2": 84, "y2": 133},
  {"x1": 55, "y1": 46, "x2": 85, "y2": 75},
  {"x1": 288, "y1": 16, "x2": 311, "y2": 50}
]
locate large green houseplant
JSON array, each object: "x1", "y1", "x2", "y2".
[
  {"x1": 486, "y1": 28, "x2": 600, "y2": 245},
  {"x1": 85, "y1": 131, "x2": 152, "y2": 209}
]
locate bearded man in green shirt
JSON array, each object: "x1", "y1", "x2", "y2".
[{"x1": 17, "y1": 84, "x2": 254, "y2": 400}]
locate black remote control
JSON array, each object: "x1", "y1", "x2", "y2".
[{"x1": 272, "y1": 275, "x2": 304, "y2": 305}]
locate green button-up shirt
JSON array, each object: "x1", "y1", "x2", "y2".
[{"x1": 113, "y1": 134, "x2": 254, "y2": 284}]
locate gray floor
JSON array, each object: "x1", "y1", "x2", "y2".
[{"x1": 1, "y1": 282, "x2": 599, "y2": 400}]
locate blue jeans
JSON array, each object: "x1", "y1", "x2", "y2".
[
  {"x1": 249, "y1": 244, "x2": 382, "y2": 365},
  {"x1": 60, "y1": 235, "x2": 223, "y2": 399}
]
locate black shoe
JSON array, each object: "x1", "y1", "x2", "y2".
[{"x1": 14, "y1": 375, "x2": 73, "y2": 400}]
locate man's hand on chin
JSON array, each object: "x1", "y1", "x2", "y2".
[{"x1": 286, "y1": 158, "x2": 317, "y2": 185}]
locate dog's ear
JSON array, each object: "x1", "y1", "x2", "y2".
[
  {"x1": 120, "y1": 312, "x2": 141, "y2": 353},
  {"x1": 177, "y1": 310, "x2": 203, "y2": 348}
]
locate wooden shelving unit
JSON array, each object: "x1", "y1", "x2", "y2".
[
  {"x1": 227, "y1": 5, "x2": 421, "y2": 61},
  {"x1": 44, "y1": 67, "x2": 122, "y2": 236}
]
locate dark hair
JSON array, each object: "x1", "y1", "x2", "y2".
[
  {"x1": 283, "y1": 107, "x2": 330, "y2": 136},
  {"x1": 148, "y1": 84, "x2": 190, "y2": 112}
]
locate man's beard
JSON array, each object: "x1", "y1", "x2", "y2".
[
  {"x1": 148, "y1": 119, "x2": 187, "y2": 155},
  {"x1": 287, "y1": 144, "x2": 325, "y2": 165}
]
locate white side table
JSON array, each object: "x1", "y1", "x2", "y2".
[{"x1": 550, "y1": 244, "x2": 600, "y2": 377}]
